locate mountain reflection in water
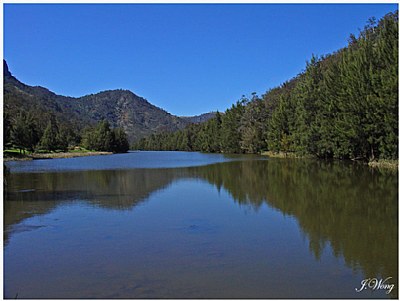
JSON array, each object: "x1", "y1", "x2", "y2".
[{"x1": 4, "y1": 157, "x2": 398, "y2": 298}]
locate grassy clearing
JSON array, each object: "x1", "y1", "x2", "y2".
[
  {"x1": 262, "y1": 150, "x2": 398, "y2": 171},
  {"x1": 68, "y1": 147, "x2": 96, "y2": 153},
  {"x1": 368, "y1": 159, "x2": 398, "y2": 171},
  {"x1": 3, "y1": 148, "x2": 112, "y2": 161},
  {"x1": 4, "y1": 149, "x2": 33, "y2": 161},
  {"x1": 261, "y1": 151, "x2": 313, "y2": 159},
  {"x1": 30, "y1": 151, "x2": 112, "y2": 159}
]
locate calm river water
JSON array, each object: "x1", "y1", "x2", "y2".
[{"x1": 4, "y1": 151, "x2": 398, "y2": 298}]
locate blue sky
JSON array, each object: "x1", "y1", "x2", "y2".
[{"x1": 4, "y1": 3, "x2": 397, "y2": 116}]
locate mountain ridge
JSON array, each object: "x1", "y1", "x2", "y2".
[{"x1": 3, "y1": 60, "x2": 215, "y2": 143}]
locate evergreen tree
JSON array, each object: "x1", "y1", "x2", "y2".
[
  {"x1": 11, "y1": 111, "x2": 39, "y2": 153},
  {"x1": 93, "y1": 120, "x2": 114, "y2": 151},
  {"x1": 113, "y1": 128, "x2": 130, "y2": 153},
  {"x1": 221, "y1": 102, "x2": 245, "y2": 153},
  {"x1": 3, "y1": 112, "x2": 12, "y2": 148},
  {"x1": 38, "y1": 117, "x2": 60, "y2": 152},
  {"x1": 134, "y1": 11, "x2": 398, "y2": 161},
  {"x1": 81, "y1": 121, "x2": 129, "y2": 153},
  {"x1": 239, "y1": 94, "x2": 267, "y2": 153}
]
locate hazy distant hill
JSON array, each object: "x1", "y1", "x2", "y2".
[
  {"x1": 180, "y1": 112, "x2": 217, "y2": 124},
  {"x1": 3, "y1": 60, "x2": 213, "y2": 143}
]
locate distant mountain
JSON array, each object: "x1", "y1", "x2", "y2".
[
  {"x1": 180, "y1": 112, "x2": 217, "y2": 124},
  {"x1": 3, "y1": 60, "x2": 213, "y2": 143}
]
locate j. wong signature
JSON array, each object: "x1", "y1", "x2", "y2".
[{"x1": 355, "y1": 277, "x2": 395, "y2": 295}]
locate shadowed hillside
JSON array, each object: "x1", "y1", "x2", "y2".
[{"x1": 4, "y1": 61, "x2": 213, "y2": 143}]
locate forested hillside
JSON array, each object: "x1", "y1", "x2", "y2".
[
  {"x1": 4, "y1": 61, "x2": 213, "y2": 153},
  {"x1": 135, "y1": 11, "x2": 398, "y2": 161},
  {"x1": 5, "y1": 63, "x2": 217, "y2": 152}
]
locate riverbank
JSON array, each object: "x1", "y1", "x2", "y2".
[
  {"x1": 3, "y1": 150, "x2": 112, "y2": 162},
  {"x1": 368, "y1": 159, "x2": 398, "y2": 171},
  {"x1": 262, "y1": 151, "x2": 398, "y2": 171},
  {"x1": 261, "y1": 151, "x2": 313, "y2": 159}
]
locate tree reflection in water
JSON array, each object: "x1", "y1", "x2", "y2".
[{"x1": 5, "y1": 158, "x2": 398, "y2": 298}]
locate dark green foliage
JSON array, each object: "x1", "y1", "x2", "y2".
[
  {"x1": 266, "y1": 91, "x2": 294, "y2": 153},
  {"x1": 220, "y1": 102, "x2": 245, "y2": 153},
  {"x1": 37, "y1": 117, "x2": 72, "y2": 152},
  {"x1": 199, "y1": 111, "x2": 222, "y2": 152},
  {"x1": 38, "y1": 117, "x2": 61, "y2": 152},
  {"x1": 136, "y1": 11, "x2": 398, "y2": 161},
  {"x1": 3, "y1": 113, "x2": 12, "y2": 148},
  {"x1": 95, "y1": 120, "x2": 114, "y2": 151},
  {"x1": 58, "y1": 124, "x2": 81, "y2": 148},
  {"x1": 82, "y1": 120, "x2": 130, "y2": 153},
  {"x1": 4, "y1": 107, "x2": 129, "y2": 154},
  {"x1": 6, "y1": 109, "x2": 79, "y2": 153},
  {"x1": 10, "y1": 111, "x2": 39, "y2": 153},
  {"x1": 113, "y1": 128, "x2": 130, "y2": 153},
  {"x1": 239, "y1": 94, "x2": 268, "y2": 153}
]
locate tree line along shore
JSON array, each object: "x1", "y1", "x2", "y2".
[
  {"x1": 4, "y1": 118, "x2": 129, "y2": 161},
  {"x1": 3, "y1": 12, "x2": 398, "y2": 170},
  {"x1": 135, "y1": 12, "x2": 398, "y2": 170},
  {"x1": 3, "y1": 148, "x2": 112, "y2": 162}
]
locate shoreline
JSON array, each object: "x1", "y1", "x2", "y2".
[
  {"x1": 367, "y1": 160, "x2": 399, "y2": 171},
  {"x1": 261, "y1": 151, "x2": 313, "y2": 159},
  {"x1": 3, "y1": 151, "x2": 113, "y2": 162},
  {"x1": 262, "y1": 151, "x2": 398, "y2": 170}
]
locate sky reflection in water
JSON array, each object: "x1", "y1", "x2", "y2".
[{"x1": 4, "y1": 153, "x2": 398, "y2": 298}]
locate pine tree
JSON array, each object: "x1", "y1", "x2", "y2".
[
  {"x1": 113, "y1": 128, "x2": 130, "y2": 153},
  {"x1": 239, "y1": 95, "x2": 267, "y2": 153},
  {"x1": 3, "y1": 112, "x2": 12, "y2": 148},
  {"x1": 220, "y1": 102, "x2": 245, "y2": 153},
  {"x1": 11, "y1": 111, "x2": 39, "y2": 153},
  {"x1": 38, "y1": 117, "x2": 60, "y2": 152},
  {"x1": 135, "y1": 11, "x2": 398, "y2": 161}
]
